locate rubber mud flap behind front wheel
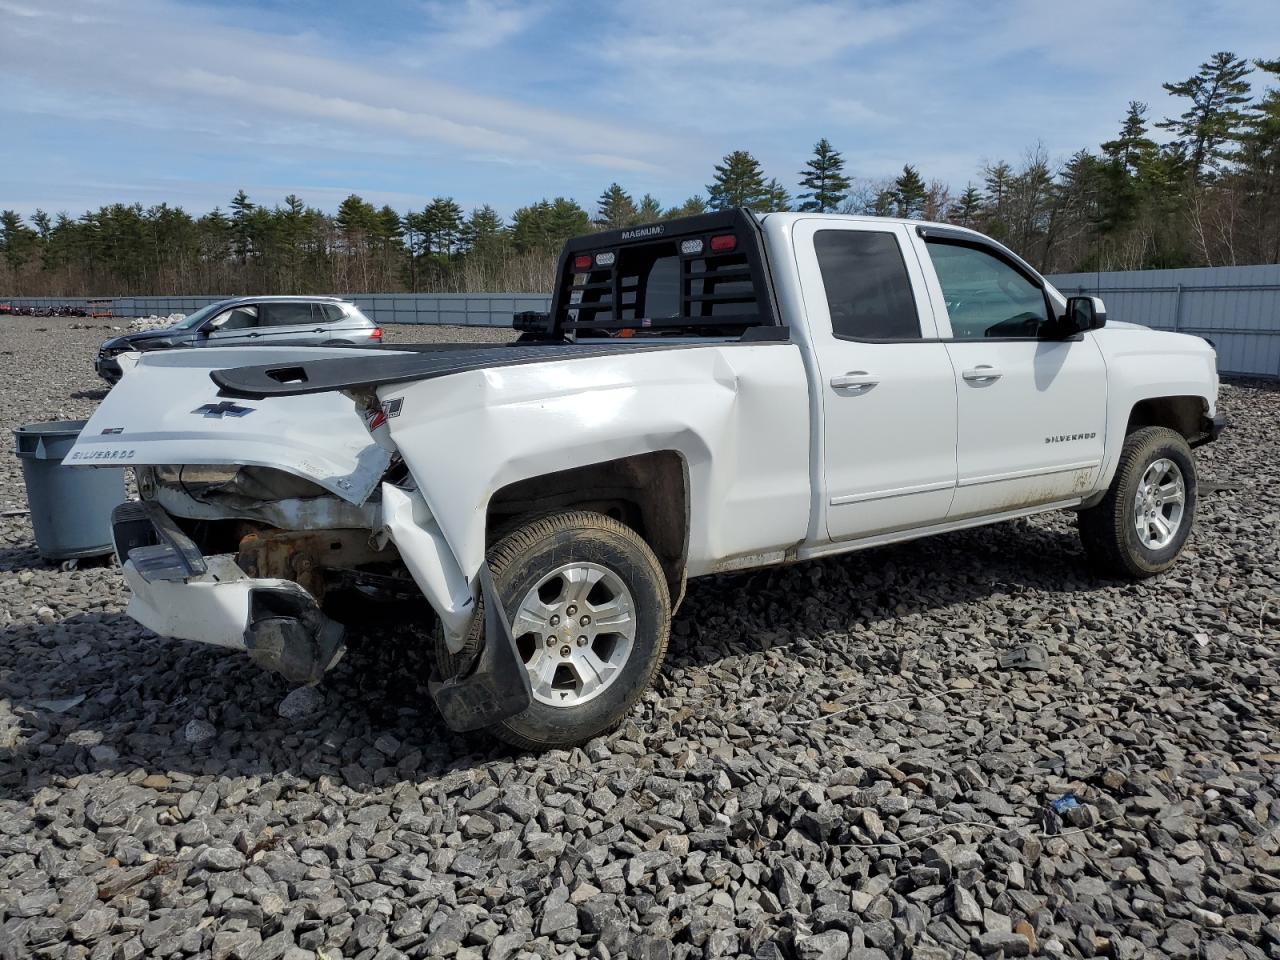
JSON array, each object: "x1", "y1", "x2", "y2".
[{"x1": 431, "y1": 564, "x2": 533, "y2": 732}]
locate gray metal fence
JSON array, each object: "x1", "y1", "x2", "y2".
[
  {"x1": 6, "y1": 265, "x2": 1279, "y2": 376},
  {"x1": 1048, "y1": 264, "x2": 1280, "y2": 379},
  {"x1": 0, "y1": 293, "x2": 552, "y2": 328}
]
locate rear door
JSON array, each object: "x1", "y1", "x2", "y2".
[
  {"x1": 793, "y1": 217, "x2": 958, "y2": 541},
  {"x1": 314, "y1": 302, "x2": 351, "y2": 341},
  {"x1": 259, "y1": 302, "x2": 322, "y2": 343},
  {"x1": 912, "y1": 231, "x2": 1107, "y2": 519}
]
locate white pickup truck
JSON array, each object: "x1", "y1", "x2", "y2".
[{"x1": 70, "y1": 209, "x2": 1224, "y2": 749}]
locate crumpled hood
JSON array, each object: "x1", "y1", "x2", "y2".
[
  {"x1": 67, "y1": 345, "x2": 405, "y2": 504},
  {"x1": 101, "y1": 328, "x2": 192, "y2": 351}
]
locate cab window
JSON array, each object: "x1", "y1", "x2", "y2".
[
  {"x1": 814, "y1": 230, "x2": 921, "y2": 340},
  {"x1": 925, "y1": 242, "x2": 1051, "y2": 339}
]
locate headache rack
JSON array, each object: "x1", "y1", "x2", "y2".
[{"x1": 544, "y1": 208, "x2": 780, "y2": 338}]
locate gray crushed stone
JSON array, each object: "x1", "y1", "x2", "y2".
[{"x1": 1, "y1": 316, "x2": 1278, "y2": 959}]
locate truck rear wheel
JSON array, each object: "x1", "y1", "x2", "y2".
[
  {"x1": 437, "y1": 510, "x2": 671, "y2": 750},
  {"x1": 1078, "y1": 426, "x2": 1198, "y2": 579}
]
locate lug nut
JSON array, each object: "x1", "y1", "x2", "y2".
[
  {"x1": 580, "y1": 615, "x2": 591, "y2": 626},
  {"x1": 566, "y1": 604, "x2": 577, "y2": 616},
  {"x1": 550, "y1": 614, "x2": 560, "y2": 626},
  {"x1": 547, "y1": 635, "x2": 557, "y2": 647},
  {"x1": 577, "y1": 635, "x2": 588, "y2": 646},
  {"x1": 560, "y1": 645, "x2": 571, "y2": 657}
]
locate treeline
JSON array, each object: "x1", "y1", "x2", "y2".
[{"x1": 2, "y1": 51, "x2": 1278, "y2": 297}]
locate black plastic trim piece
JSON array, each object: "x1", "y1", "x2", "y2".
[
  {"x1": 430, "y1": 564, "x2": 533, "y2": 732},
  {"x1": 1192, "y1": 413, "x2": 1228, "y2": 448}
]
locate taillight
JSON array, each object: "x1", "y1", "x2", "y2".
[
  {"x1": 370, "y1": 327, "x2": 383, "y2": 340},
  {"x1": 573, "y1": 254, "x2": 592, "y2": 270},
  {"x1": 709, "y1": 234, "x2": 737, "y2": 253}
]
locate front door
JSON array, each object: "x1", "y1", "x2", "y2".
[
  {"x1": 203, "y1": 304, "x2": 262, "y2": 345},
  {"x1": 914, "y1": 235, "x2": 1108, "y2": 519},
  {"x1": 793, "y1": 218, "x2": 958, "y2": 542}
]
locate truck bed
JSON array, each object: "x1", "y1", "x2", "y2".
[{"x1": 211, "y1": 333, "x2": 787, "y2": 399}]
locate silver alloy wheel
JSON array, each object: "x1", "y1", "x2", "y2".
[
  {"x1": 1133, "y1": 457, "x2": 1186, "y2": 549},
  {"x1": 510, "y1": 561, "x2": 636, "y2": 707}
]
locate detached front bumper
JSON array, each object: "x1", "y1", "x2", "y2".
[
  {"x1": 111, "y1": 502, "x2": 344, "y2": 683},
  {"x1": 95, "y1": 354, "x2": 123, "y2": 384}
]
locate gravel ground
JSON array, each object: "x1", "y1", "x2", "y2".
[{"x1": 1, "y1": 316, "x2": 1278, "y2": 960}]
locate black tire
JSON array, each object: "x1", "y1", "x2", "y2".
[
  {"x1": 436, "y1": 510, "x2": 671, "y2": 750},
  {"x1": 1078, "y1": 426, "x2": 1197, "y2": 579}
]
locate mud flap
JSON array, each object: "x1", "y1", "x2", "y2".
[{"x1": 431, "y1": 564, "x2": 533, "y2": 732}]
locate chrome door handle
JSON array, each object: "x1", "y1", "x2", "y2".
[
  {"x1": 830, "y1": 371, "x2": 879, "y2": 390},
  {"x1": 962, "y1": 365, "x2": 1002, "y2": 382}
]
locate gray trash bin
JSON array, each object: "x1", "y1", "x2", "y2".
[{"x1": 13, "y1": 420, "x2": 127, "y2": 561}]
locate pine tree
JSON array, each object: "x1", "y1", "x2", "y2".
[
  {"x1": 797, "y1": 139, "x2": 851, "y2": 212},
  {"x1": 636, "y1": 194, "x2": 663, "y2": 222},
  {"x1": 1158, "y1": 51, "x2": 1253, "y2": 180},
  {"x1": 595, "y1": 183, "x2": 638, "y2": 229},
  {"x1": 1101, "y1": 102, "x2": 1159, "y2": 176},
  {"x1": 461, "y1": 205, "x2": 505, "y2": 255},
  {"x1": 953, "y1": 185, "x2": 983, "y2": 226},
  {"x1": 893, "y1": 165, "x2": 927, "y2": 219},
  {"x1": 229, "y1": 189, "x2": 256, "y2": 263},
  {"x1": 665, "y1": 196, "x2": 708, "y2": 219},
  {"x1": 0, "y1": 210, "x2": 38, "y2": 271},
  {"x1": 420, "y1": 197, "x2": 463, "y2": 257},
  {"x1": 548, "y1": 198, "x2": 591, "y2": 244},
  {"x1": 1235, "y1": 58, "x2": 1280, "y2": 261},
  {"x1": 760, "y1": 178, "x2": 788, "y2": 212},
  {"x1": 707, "y1": 150, "x2": 769, "y2": 210}
]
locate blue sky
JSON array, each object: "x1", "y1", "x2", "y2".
[{"x1": 3, "y1": 0, "x2": 1279, "y2": 220}]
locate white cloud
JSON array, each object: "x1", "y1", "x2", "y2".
[
  {"x1": 5, "y1": 0, "x2": 1280, "y2": 215},
  {"x1": 2, "y1": 0, "x2": 684, "y2": 172}
]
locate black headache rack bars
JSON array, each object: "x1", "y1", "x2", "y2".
[
  {"x1": 210, "y1": 210, "x2": 786, "y2": 399},
  {"x1": 539, "y1": 207, "x2": 782, "y2": 338}
]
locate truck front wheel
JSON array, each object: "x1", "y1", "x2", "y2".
[
  {"x1": 1078, "y1": 426, "x2": 1198, "y2": 579},
  {"x1": 437, "y1": 510, "x2": 671, "y2": 750}
]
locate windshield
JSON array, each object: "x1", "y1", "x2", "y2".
[{"x1": 168, "y1": 302, "x2": 226, "y2": 330}]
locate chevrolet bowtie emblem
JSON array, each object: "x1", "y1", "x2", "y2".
[{"x1": 193, "y1": 401, "x2": 255, "y2": 418}]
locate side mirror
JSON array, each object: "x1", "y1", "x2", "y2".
[{"x1": 1064, "y1": 295, "x2": 1106, "y2": 335}]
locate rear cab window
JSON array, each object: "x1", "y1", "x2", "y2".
[
  {"x1": 548, "y1": 210, "x2": 776, "y2": 340},
  {"x1": 813, "y1": 230, "x2": 922, "y2": 340}
]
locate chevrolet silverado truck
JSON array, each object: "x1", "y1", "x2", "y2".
[{"x1": 68, "y1": 209, "x2": 1225, "y2": 749}]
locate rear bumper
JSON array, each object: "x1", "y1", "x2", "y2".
[{"x1": 112, "y1": 502, "x2": 344, "y2": 683}]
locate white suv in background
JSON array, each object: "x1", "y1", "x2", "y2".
[{"x1": 95, "y1": 296, "x2": 382, "y2": 383}]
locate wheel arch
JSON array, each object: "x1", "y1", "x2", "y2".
[
  {"x1": 485, "y1": 451, "x2": 690, "y2": 609},
  {"x1": 1125, "y1": 395, "x2": 1212, "y2": 445}
]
